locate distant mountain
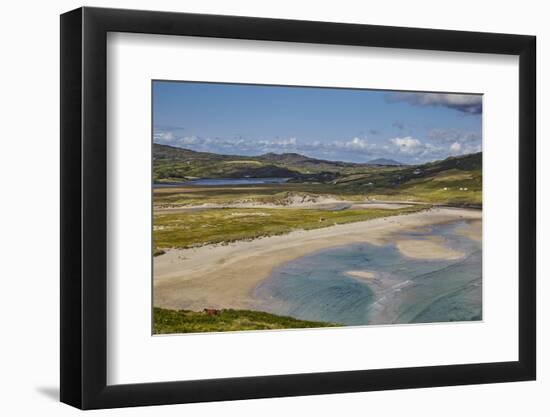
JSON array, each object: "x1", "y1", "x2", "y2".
[
  {"x1": 367, "y1": 158, "x2": 405, "y2": 166},
  {"x1": 153, "y1": 144, "x2": 367, "y2": 182},
  {"x1": 259, "y1": 152, "x2": 319, "y2": 165},
  {"x1": 258, "y1": 152, "x2": 356, "y2": 167},
  {"x1": 153, "y1": 144, "x2": 482, "y2": 200}
]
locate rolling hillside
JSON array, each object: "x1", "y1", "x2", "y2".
[
  {"x1": 337, "y1": 152, "x2": 482, "y2": 206},
  {"x1": 153, "y1": 143, "x2": 481, "y2": 206},
  {"x1": 154, "y1": 143, "x2": 400, "y2": 182}
]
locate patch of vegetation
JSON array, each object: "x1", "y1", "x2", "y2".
[
  {"x1": 153, "y1": 307, "x2": 340, "y2": 334},
  {"x1": 153, "y1": 205, "x2": 428, "y2": 251},
  {"x1": 153, "y1": 248, "x2": 165, "y2": 257}
]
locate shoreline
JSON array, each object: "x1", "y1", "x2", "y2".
[{"x1": 154, "y1": 207, "x2": 481, "y2": 311}]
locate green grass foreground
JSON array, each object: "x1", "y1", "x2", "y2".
[
  {"x1": 153, "y1": 307, "x2": 340, "y2": 334},
  {"x1": 153, "y1": 204, "x2": 428, "y2": 251}
]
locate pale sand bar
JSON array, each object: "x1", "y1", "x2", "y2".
[
  {"x1": 154, "y1": 207, "x2": 481, "y2": 311},
  {"x1": 345, "y1": 270, "x2": 377, "y2": 280},
  {"x1": 396, "y1": 236, "x2": 465, "y2": 260}
]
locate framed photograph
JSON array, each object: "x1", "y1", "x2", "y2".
[{"x1": 60, "y1": 7, "x2": 536, "y2": 409}]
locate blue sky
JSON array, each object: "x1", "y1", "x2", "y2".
[{"x1": 153, "y1": 81, "x2": 482, "y2": 164}]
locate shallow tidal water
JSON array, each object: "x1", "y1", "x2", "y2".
[{"x1": 253, "y1": 220, "x2": 482, "y2": 326}]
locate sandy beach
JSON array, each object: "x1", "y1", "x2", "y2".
[{"x1": 154, "y1": 207, "x2": 481, "y2": 311}]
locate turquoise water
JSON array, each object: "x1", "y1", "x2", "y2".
[{"x1": 253, "y1": 221, "x2": 482, "y2": 326}]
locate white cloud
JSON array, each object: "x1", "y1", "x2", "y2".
[
  {"x1": 338, "y1": 137, "x2": 373, "y2": 150},
  {"x1": 450, "y1": 141, "x2": 462, "y2": 153},
  {"x1": 153, "y1": 131, "x2": 175, "y2": 142},
  {"x1": 258, "y1": 137, "x2": 297, "y2": 147},
  {"x1": 153, "y1": 128, "x2": 479, "y2": 164},
  {"x1": 389, "y1": 92, "x2": 482, "y2": 114},
  {"x1": 349, "y1": 137, "x2": 368, "y2": 149},
  {"x1": 154, "y1": 130, "x2": 301, "y2": 154},
  {"x1": 389, "y1": 136, "x2": 423, "y2": 154},
  {"x1": 386, "y1": 136, "x2": 455, "y2": 161}
]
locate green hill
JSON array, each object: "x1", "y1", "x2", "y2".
[
  {"x1": 153, "y1": 143, "x2": 481, "y2": 206},
  {"x1": 367, "y1": 158, "x2": 405, "y2": 166},
  {"x1": 337, "y1": 153, "x2": 482, "y2": 206},
  {"x1": 154, "y1": 143, "x2": 401, "y2": 182},
  {"x1": 154, "y1": 144, "x2": 311, "y2": 181}
]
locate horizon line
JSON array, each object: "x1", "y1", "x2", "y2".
[{"x1": 153, "y1": 141, "x2": 482, "y2": 166}]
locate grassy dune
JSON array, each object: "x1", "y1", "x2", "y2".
[
  {"x1": 153, "y1": 185, "x2": 370, "y2": 208},
  {"x1": 153, "y1": 205, "x2": 428, "y2": 251},
  {"x1": 153, "y1": 307, "x2": 339, "y2": 334}
]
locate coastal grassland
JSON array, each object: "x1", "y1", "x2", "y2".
[
  {"x1": 334, "y1": 154, "x2": 482, "y2": 206},
  {"x1": 153, "y1": 307, "x2": 339, "y2": 334},
  {"x1": 153, "y1": 162, "x2": 482, "y2": 209},
  {"x1": 153, "y1": 183, "x2": 367, "y2": 208},
  {"x1": 153, "y1": 204, "x2": 429, "y2": 251},
  {"x1": 353, "y1": 168, "x2": 482, "y2": 206}
]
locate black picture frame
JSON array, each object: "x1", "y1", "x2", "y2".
[{"x1": 60, "y1": 6, "x2": 536, "y2": 410}]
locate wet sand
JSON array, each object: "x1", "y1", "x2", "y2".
[
  {"x1": 154, "y1": 207, "x2": 481, "y2": 311},
  {"x1": 396, "y1": 236, "x2": 465, "y2": 260},
  {"x1": 455, "y1": 219, "x2": 482, "y2": 242}
]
